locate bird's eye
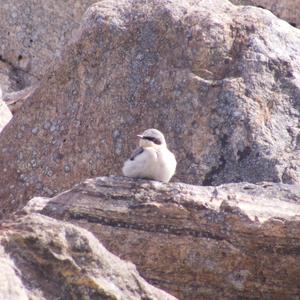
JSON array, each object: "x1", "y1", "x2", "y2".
[{"x1": 143, "y1": 136, "x2": 162, "y2": 145}]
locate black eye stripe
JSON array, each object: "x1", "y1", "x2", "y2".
[{"x1": 143, "y1": 136, "x2": 162, "y2": 145}]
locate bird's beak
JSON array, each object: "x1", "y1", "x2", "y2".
[{"x1": 137, "y1": 134, "x2": 143, "y2": 138}]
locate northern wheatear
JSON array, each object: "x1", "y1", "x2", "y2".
[{"x1": 122, "y1": 128, "x2": 177, "y2": 183}]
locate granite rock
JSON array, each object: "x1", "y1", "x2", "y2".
[
  {"x1": 3, "y1": 86, "x2": 36, "y2": 114},
  {"x1": 25, "y1": 176, "x2": 300, "y2": 300},
  {"x1": 231, "y1": 0, "x2": 300, "y2": 28},
  {"x1": 0, "y1": 211, "x2": 176, "y2": 300},
  {"x1": 0, "y1": 0, "x2": 300, "y2": 216},
  {"x1": 0, "y1": 0, "x2": 96, "y2": 94}
]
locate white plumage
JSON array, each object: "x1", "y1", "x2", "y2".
[{"x1": 122, "y1": 128, "x2": 177, "y2": 183}]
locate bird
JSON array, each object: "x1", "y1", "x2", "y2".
[{"x1": 122, "y1": 128, "x2": 177, "y2": 183}]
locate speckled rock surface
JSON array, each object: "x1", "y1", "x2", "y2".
[
  {"x1": 0, "y1": 0, "x2": 96, "y2": 95},
  {"x1": 25, "y1": 176, "x2": 300, "y2": 300},
  {"x1": 0, "y1": 60, "x2": 22, "y2": 96},
  {"x1": 231, "y1": 0, "x2": 300, "y2": 28},
  {"x1": 3, "y1": 86, "x2": 35, "y2": 114},
  {"x1": 1, "y1": 0, "x2": 300, "y2": 216},
  {"x1": 0, "y1": 212, "x2": 177, "y2": 300}
]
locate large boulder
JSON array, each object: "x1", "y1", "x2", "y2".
[
  {"x1": 0, "y1": 212, "x2": 176, "y2": 300},
  {"x1": 1, "y1": 0, "x2": 300, "y2": 216},
  {"x1": 25, "y1": 176, "x2": 300, "y2": 300},
  {"x1": 231, "y1": 0, "x2": 300, "y2": 28}
]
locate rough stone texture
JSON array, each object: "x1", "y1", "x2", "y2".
[
  {"x1": 0, "y1": 60, "x2": 23, "y2": 95},
  {"x1": 25, "y1": 176, "x2": 300, "y2": 300},
  {"x1": 231, "y1": 0, "x2": 300, "y2": 28},
  {"x1": 0, "y1": 0, "x2": 96, "y2": 95},
  {"x1": 3, "y1": 86, "x2": 36, "y2": 114},
  {"x1": 0, "y1": 212, "x2": 176, "y2": 300},
  {"x1": 1, "y1": 0, "x2": 300, "y2": 216}
]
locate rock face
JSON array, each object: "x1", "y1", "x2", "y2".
[
  {"x1": 0, "y1": 0, "x2": 95, "y2": 95},
  {"x1": 231, "y1": 0, "x2": 300, "y2": 28},
  {"x1": 0, "y1": 212, "x2": 176, "y2": 300},
  {"x1": 1, "y1": 0, "x2": 300, "y2": 216},
  {"x1": 25, "y1": 176, "x2": 300, "y2": 300}
]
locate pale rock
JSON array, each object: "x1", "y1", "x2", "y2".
[
  {"x1": 0, "y1": 89, "x2": 12, "y2": 133},
  {"x1": 231, "y1": 0, "x2": 300, "y2": 28},
  {"x1": 0, "y1": 212, "x2": 177, "y2": 300}
]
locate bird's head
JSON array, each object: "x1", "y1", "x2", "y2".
[{"x1": 138, "y1": 128, "x2": 167, "y2": 148}]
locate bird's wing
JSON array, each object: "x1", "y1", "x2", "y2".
[{"x1": 130, "y1": 147, "x2": 144, "y2": 161}]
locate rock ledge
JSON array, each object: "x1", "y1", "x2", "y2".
[{"x1": 24, "y1": 176, "x2": 300, "y2": 300}]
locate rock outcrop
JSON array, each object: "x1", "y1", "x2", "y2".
[
  {"x1": 231, "y1": 0, "x2": 300, "y2": 28},
  {"x1": 24, "y1": 176, "x2": 300, "y2": 300},
  {"x1": 0, "y1": 211, "x2": 176, "y2": 300},
  {"x1": 1, "y1": 0, "x2": 300, "y2": 216},
  {"x1": 1, "y1": 1, "x2": 300, "y2": 299}
]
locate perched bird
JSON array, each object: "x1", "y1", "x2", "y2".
[{"x1": 122, "y1": 128, "x2": 177, "y2": 183}]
